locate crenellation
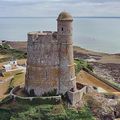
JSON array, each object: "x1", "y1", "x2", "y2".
[
  {"x1": 43, "y1": 31, "x2": 53, "y2": 33},
  {"x1": 28, "y1": 31, "x2": 55, "y2": 35}
]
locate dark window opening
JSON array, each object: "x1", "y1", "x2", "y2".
[
  {"x1": 61, "y1": 27, "x2": 63, "y2": 31},
  {"x1": 29, "y1": 89, "x2": 35, "y2": 97}
]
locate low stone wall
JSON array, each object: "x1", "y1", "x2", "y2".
[
  {"x1": 10, "y1": 86, "x2": 61, "y2": 105},
  {"x1": 67, "y1": 86, "x2": 87, "y2": 106},
  {"x1": 0, "y1": 95, "x2": 13, "y2": 106},
  {"x1": 67, "y1": 86, "x2": 95, "y2": 106}
]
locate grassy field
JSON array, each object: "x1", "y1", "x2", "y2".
[
  {"x1": 0, "y1": 100, "x2": 95, "y2": 120},
  {"x1": 74, "y1": 59, "x2": 93, "y2": 74},
  {"x1": 0, "y1": 70, "x2": 25, "y2": 99},
  {"x1": 0, "y1": 54, "x2": 8, "y2": 59},
  {"x1": 0, "y1": 44, "x2": 26, "y2": 62},
  {"x1": 0, "y1": 82, "x2": 10, "y2": 100},
  {"x1": 11, "y1": 71, "x2": 25, "y2": 87},
  {"x1": 0, "y1": 44, "x2": 26, "y2": 99},
  {"x1": 0, "y1": 55, "x2": 10, "y2": 69}
]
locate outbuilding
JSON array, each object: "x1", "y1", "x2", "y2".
[{"x1": 2, "y1": 64, "x2": 12, "y2": 72}]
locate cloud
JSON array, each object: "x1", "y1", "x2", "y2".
[{"x1": 0, "y1": 0, "x2": 120, "y2": 17}]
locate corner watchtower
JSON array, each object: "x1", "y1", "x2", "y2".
[{"x1": 57, "y1": 12, "x2": 76, "y2": 94}]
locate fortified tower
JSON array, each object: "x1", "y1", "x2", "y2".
[
  {"x1": 57, "y1": 12, "x2": 76, "y2": 94},
  {"x1": 25, "y1": 12, "x2": 76, "y2": 96},
  {"x1": 25, "y1": 31, "x2": 59, "y2": 96}
]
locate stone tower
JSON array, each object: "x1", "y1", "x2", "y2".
[
  {"x1": 25, "y1": 31, "x2": 59, "y2": 96},
  {"x1": 25, "y1": 11, "x2": 76, "y2": 96},
  {"x1": 57, "y1": 12, "x2": 76, "y2": 94}
]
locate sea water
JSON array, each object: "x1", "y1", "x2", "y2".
[{"x1": 0, "y1": 17, "x2": 120, "y2": 53}]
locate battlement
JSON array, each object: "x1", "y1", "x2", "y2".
[
  {"x1": 28, "y1": 31, "x2": 58, "y2": 43},
  {"x1": 28, "y1": 31, "x2": 54, "y2": 36}
]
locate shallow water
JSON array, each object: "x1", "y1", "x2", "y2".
[{"x1": 0, "y1": 17, "x2": 120, "y2": 53}]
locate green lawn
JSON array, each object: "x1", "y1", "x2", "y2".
[{"x1": 10, "y1": 71, "x2": 25, "y2": 87}]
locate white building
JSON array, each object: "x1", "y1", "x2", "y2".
[
  {"x1": 9, "y1": 60, "x2": 17, "y2": 66},
  {"x1": 3, "y1": 64, "x2": 12, "y2": 72}
]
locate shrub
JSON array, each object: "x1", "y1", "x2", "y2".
[
  {"x1": 0, "y1": 96, "x2": 13, "y2": 105},
  {"x1": 114, "y1": 101, "x2": 120, "y2": 118},
  {"x1": 104, "y1": 93, "x2": 116, "y2": 99},
  {"x1": 0, "y1": 44, "x2": 27, "y2": 60},
  {"x1": 66, "y1": 106, "x2": 95, "y2": 120},
  {"x1": 74, "y1": 59, "x2": 93, "y2": 74},
  {"x1": 84, "y1": 95, "x2": 102, "y2": 110},
  {"x1": 42, "y1": 89, "x2": 57, "y2": 97},
  {"x1": 0, "y1": 109, "x2": 11, "y2": 120}
]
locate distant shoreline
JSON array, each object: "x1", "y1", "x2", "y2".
[
  {"x1": 1, "y1": 40, "x2": 120, "y2": 55},
  {"x1": 0, "y1": 40, "x2": 120, "y2": 85},
  {"x1": 0, "y1": 17, "x2": 120, "y2": 53},
  {"x1": 1, "y1": 16, "x2": 120, "y2": 19}
]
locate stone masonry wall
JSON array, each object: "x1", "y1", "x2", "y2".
[
  {"x1": 57, "y1": 20, "x2": 76, "y2": 94},
  {"x1": 25, "y1": 13, "x2": 77, "y2": 97},
  {"x1": 25, "y1": 31, "x2": 59, "y2": 96},
  {"x1": 67, "y1": 86, "x2": 87, "y2": 106}
]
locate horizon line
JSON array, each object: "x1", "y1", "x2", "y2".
[{"x1": 1, "y1": 16, "x2": 120, "y2": 18}]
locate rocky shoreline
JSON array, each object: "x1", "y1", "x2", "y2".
[
  {"x1": 73, "y1": 46, "x2": 120, "y2": 83},
  {"x1": 92, "y1": 62, "x2": 120, "y2": 83},
  {"x1": 2, "y1": 40, "x2": 120, "y2": 83}
]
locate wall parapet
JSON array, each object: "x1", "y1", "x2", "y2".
[
  {"x1": 67, "y1": 86, "x2": 87, "y2": 106},
  {"x1": 27, "y1": 31, "x2": 57, "y2": 43},
  {"x1": 28, "y1": 31, "x2": 56, "y2": 36},
  {"x1": 10, "y1": 86, "x2": 61, "y2": 105}
]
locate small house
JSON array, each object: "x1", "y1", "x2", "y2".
[
  {"x1": 9, "y1": 60, "x2": 17, "y2": 66},
  {"x1": 2, "y1": 64, "x2": 12, "y2": 72}
]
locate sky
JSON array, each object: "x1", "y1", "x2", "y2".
[{"x1": 0, "y1": 0, "x2": 120, "y2": 17}]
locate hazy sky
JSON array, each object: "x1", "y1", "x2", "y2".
[{"x1": 0, "y1": 0, "x2": 120, "y2": 17}]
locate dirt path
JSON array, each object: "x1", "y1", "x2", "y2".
[{"x1": 77, "y1": 70, "x2": 120, "y2": 93}]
